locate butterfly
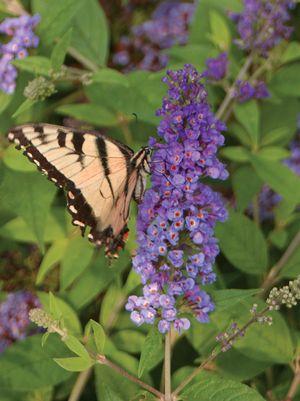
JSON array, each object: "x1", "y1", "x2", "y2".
[{"x1": 7, "y1": 123, "x2": 151, "y2": 258}]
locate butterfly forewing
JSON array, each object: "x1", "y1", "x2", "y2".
[{"x1": 7, "y1": 123, "x2": 144, "y2": 257}]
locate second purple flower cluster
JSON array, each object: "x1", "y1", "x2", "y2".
[
  {"x1": 0, "y1": 14, "x2": 40, "y2": 94},
  {"x1": 0, "y1": 291, "x2": 40, "y2": 353}
]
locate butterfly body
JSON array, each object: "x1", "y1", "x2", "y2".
[{"x1": 7, "y1": 123, "x2": 151, "y2": 258}]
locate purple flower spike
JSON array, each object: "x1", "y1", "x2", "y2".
[
  {"x1": 0, "y1": 291, "x2": 40, "y2": 353},
  {"x1": 127, "y1": 64, "x2": 228, "y2": 333},
  {"x1": 0, "y1": 14, "x2": 40, "y2": 94},
  {"x1": 230, "y1": 0, "x2": 294, "y2": 57}
]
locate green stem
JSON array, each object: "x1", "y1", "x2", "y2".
[
  {"x1": 165, "y1": 330, "x2": 172, "y2": 401},
  {"x1": 67, "y1": 46, "x2": 99, "y2": 72},
  {"x1": 216, "y1": 54, "x2": 254, "y2": 120},
  {"x1": 68, "y1": 367, "x2": 93, "y2": 401}
]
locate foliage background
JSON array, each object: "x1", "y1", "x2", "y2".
[{"x1": 0, "y1": 0, "x2": 300, "y2": 401}]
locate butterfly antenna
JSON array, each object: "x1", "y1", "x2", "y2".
[{"x1": 132, "y1": 113, "x2": 138, "y2": 123}]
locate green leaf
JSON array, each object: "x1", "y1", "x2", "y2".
[
  {"x1": 167, "y1": 45, "x2": 217, "y2": 68},
  {"x1": 12, "y1": 99, "x2": 37, "y2": 118},
  {"x1": 112, "y1": 330, "x2": 145, "y2": 354},
  {"x1": 89, "y1": 320, "x2": 106, "y2": 354},
  {"x1": 261, "y1": 98, "x2": 299, "y2": 146},
  {"x1": 189, "y1": 0, "x2": 242, "y2": 45},
  {"x1": 270, "y1": 64, "x2": 300, "y2": 97},
  {"x1": 208, "y1": 10, "x2": 231, "y2": 50},
  {"x1": 38, "y1": 292, "x2": 82, "y2": 335},
  {"x1": 216, "y1": 210, "x2": 268, "y2": 274},
  {"x1": 181, "y1": 372, "x2": 266, "y2": 401},
  {"x1": 282, "y1": 42, "x2": 300, "y2": 64},
  {"x1": 216, "y1": 349, "x2": 271, "y2": 381},
  {"x1": 51, "y1": 28, "x2": 73, "y2": 71},
  {"x1": 232, "y1": 166, "x2": 262, "y2": 212},
  {"x1": 0, "y1": 208, "x2": 68, "y2": 244},
  {"x1": 32, "y1": 0, "x2": 84, "y2": 47},
  {"x1": 3, "y1": 146, "x2": 36, "y2": 172},
  {"x1": 67, "y1": 252, "x2": 130, "y2": 309},
  {"x1": 0, "y1": 168, "x2": 56, "y2": 251},
  {"x1": 0, "y1": 92, "x2": 13, "y2": 114},
  {"x1": 221, "y1": 146, "x2": 249, "y2": 162},
  {"x1": 60, "y1": 236, "x2": 94, "y2": 290},
  {"x1": 138, "y1": 327, "x2": 163, "y2": 378},
  {"x1": 56, "y1": 104, "x2": 118, "y2": 127},
  {"x1": 63, "y1": 335, "x2": 90, "y2": 359},
  {"x1": 92, "y1": 68, "x2": 129, "y2": 87},
  {"x1": 269, "y1": 229, "x2": 288, "y2": 249},
  {"x1": 0, "y1": 334, "x2": 71, "y2": 391},
  {"x1": 71, "y1": 0, "x2": 109, "y2": 67},
  {"x1": 36, "y1": 239, "x2": 69, "y2": 285},
  {"x1": 54, "y1": 357, "x2": 92, "y2": 372},
  {"x1": 250, "y1": 154, "x2": 300, "y2": 204},
  {"x1": 261, "y1": 127, "x2": 291, "y2": 147},
  {"x1": 12, "y1": 56, "x2": 51, "y2": 76},
  {"x1": 100, "y1": 283, "x2": 124, "y2": 330},
  {"x1": 234, "y1": 101, "x2": 260, "y2": 148},
  {"x1": 258, "y1": 146, "x2": 290, "y2": 160},
  {"x1": 212, "y1": 289, "x2": 261, "y2": 311}
]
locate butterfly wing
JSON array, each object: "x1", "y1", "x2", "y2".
[{"x1": 7, "y1": 123, "x2": 135, "y2": 256}]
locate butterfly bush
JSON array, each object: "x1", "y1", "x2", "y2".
[
  {"x1": 0, "y1": 14, "x2": 40, "y2": 94},
  {"x1": 113, "y1": 1, "x2": 195, "y2": 72},
  {"x1": 0, "y1": 291, "x2": 40, "y2": 353},
  {"x1": 126, "y1": 64, "x2": 228, "y2": 333}
]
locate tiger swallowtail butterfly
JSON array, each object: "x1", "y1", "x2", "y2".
[{"x1": 7, "y1": 124, "x2": 151, "y2": 258}]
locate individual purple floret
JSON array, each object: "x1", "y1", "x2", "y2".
[
  {"x1": 204, "y1": 52, "x2": 228, "y2": 82},
  {"x1": 113, "y1": 1, "x2": 195, "y2": 72},
  {"x1": 0, "y1": 291, "x2": 40, "y2": 353},
  {"x1": 229, "y1": 0, "x2": 295, "y2": 57},
  {"x1": 0, "y1": 14, "x2": 40, "y2": 94},
  {"x1": 234, "y1": 80, "x2": 269, "y2": 103},
  {"x1": 126, "y1": 64, "x2": 228, "y2": 333}
]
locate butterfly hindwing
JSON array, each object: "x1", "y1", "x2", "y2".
[{"x1": 7, "y1": 123, "x2": 138, "y2": 257}]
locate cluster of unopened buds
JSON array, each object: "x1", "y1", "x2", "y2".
[{"x1": 267, "y1": 277, "x2": 300, "y2": 310}]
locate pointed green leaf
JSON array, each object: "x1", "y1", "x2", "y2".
[
  {"x1": 60, "y1": 236, "x2": 94, "y2": 290},
  {"x1": 71, "y1": 0, "x2": 109, "y2": 67},
  {"x1": 0, "y1": 168, "x2": 56, "y2": 251},
  {"x1": 54, "y1": 357, "x2": 92, "y2": 372},
  {"x1": 36, "y1": 239, "x2": 69, "y2": 285},
  {"x1": 216, "y1": 210, "x2": 268, "y2": 274},
  {"x1": 89, "y1": 320, "x2": 106, "y2": 354},
  {"x1": 138, "y1": 327, "x2": 163, "y2": 378},
  {"x1": 181, "y1": 372, "x2": 266, "y2": 401},
  {"x1": 234, "y1": 101, "x2": 260, "y2": 148},
  {"x1": 51, "y1": 28, "x2": 73, "y2": 71},
  {"x1": 250, "y1": 154, "x2": 300, "y2": 204},
  {"x1": 63, "y1": 335, "x2": 90, "y2": 359}
]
